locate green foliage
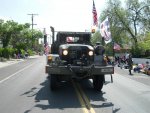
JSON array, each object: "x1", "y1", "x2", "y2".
[
  {"x1": 0, "y1": 47, "x2": 37, "y2": 58},
  {"x1": 21, "y1": 49, "x2": 25, "y2": 56},
  {"x1": 104, "y1": 0, "x2": 150, "y2": 42},
  {"x1": 1, "y1": 48, "x2": 17, "y2": 59},
  {"x1": 9, "y1": 48, "x2": 16, "y2": 58},
  {"x1": 105, "y1": 43, "x2": 114, "y2": 56},
  {"x1": 0, "y1": 48, "x2": 3, "y2": 57},
  {"x1": 1, "y1": 48, "x2": 14, "y2": 59},
  {"x1": 139, "y1": 33, "x2": 150, "y2": 49},
  {"x1": 2, "y1": 48, "x2": 10, "y2": 59},
  {"x1": 137, "y1": 32, "x2": 150, "y2": 57},
  {"x1": 138, "y1": 41, "x2": 150, "y2": 51},
  {"x1": 91, "y1": 31, "x2": 101, "y2": 45},
  {"x1": 15, "y1": 43, "x2": 27, "y2": 50},
  {"x1": 100, "y1": 0, "x2": 150, "y2": 57},
  {"x1": 0, "y1": 18, "x2": 43, "y2": 55},
  {"x1": 131, "y1": 45, "x2": 142, "y2": 58},
  {"x1": 27, "y1": 49, "x2": 34, "y2": 56}
]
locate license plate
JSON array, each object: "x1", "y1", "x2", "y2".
[
  {"x1": 77, "y1": 62, "x2": 82, "y2": 65},
  {"x1": 101, "y1": 68, "x2": 113, "y2": 73}
]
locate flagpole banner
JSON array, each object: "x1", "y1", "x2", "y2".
[
  {"x1": 100, "y1": 17, "x2": 112, "y2": 44},
  {"x1": 92, "y1": 0, "x2": 98, "y2": 26},
  {"x1": 114, "y1": 43, "x2": 121, "y2": 50}
]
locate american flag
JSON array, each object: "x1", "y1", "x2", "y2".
[
  {"x1": 44, "y1": 42, "x2": 49, "y2": 55},
  {"x1": 92, "y1": 0, "x2": 98, "y2": 26},
  {"x1": 100, "y1": 17, "x2": 112, "y2": 44},
  {"x1": 66, "y1": 36, "x2": 74, "y2": 42}
]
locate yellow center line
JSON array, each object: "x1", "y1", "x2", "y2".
[
  {"x1": 72, "y1": 80, "x2": 89, "y2": 113},
  {"x1": 72, "y1": 80, "x2": 96, "y2": 113},
  {"x1": 76, "y1": 82, "x2": 96, "y2": 113}
]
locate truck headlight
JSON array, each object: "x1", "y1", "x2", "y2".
[
  {"x1": 48, "y1": 55, "x2": 52, "y2": 60},
  {"x1": 47, "y1": 55, "x2": 52, "y2": 63},
  {"x1": 88, "y1": 51, "x2": 93, "y2": 56},
  {"x1": 63, "y1": 50, "x2": 68, "y2": 55}
]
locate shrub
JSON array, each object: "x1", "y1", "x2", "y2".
[
  {"x1": 2, "y1": 48, "x2": 10, "y2": 59},
  {"x1": 27, "y1": 49, "x2": 34, "y2": 56},
  {"x1": 131, "y1": 46, "x2": 141, "y2": 58},
  {"x1": 21, "y1": 49, "x2": 25, "y2": 56},
  {"x1": 9, "y1": 48, "x2": 16, "y2": 58},
  {"x1": 0, "y1": 48, "x2": 17, "y2": 59},
  {"x1": 0, "y1": 48, "x2": 4, "y2": 57}
]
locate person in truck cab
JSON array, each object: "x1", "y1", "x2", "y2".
[
  {"x1": 77, "y1": 37, "x2": 84, "y2": 43},
  {"x1": 94, "y1": 42, "x2": 106, "y2": 65}
]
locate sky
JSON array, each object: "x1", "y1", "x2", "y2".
[{"x1": 0, "y1": 0, "x2": 107, "y2": 34}]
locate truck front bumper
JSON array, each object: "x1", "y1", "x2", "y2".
[{"x1": 45, "y1": 65, "x2": 114, "y2": 75}]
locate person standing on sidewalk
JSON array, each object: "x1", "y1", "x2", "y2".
[{"x1": 127, "y1": 54, "x2": 133, "y2": 75}]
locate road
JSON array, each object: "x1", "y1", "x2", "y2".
[{"x1": 0, "y1": 56, "x2": 150, "y2": 113}]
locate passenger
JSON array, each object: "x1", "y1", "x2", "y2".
[
  {"x1": 94, "y1": 42, "x2": 105, "y2": 65},
  {"x1": 77, "y1": 37, "x2": 84, "y2": 43}
]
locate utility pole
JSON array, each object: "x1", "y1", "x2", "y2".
[
  {"x1": 27, "y1": 13, "x2": 38, "y2": 49},
  {"x1": 50, "y1": 26, "x2": 55, "y2": 44},
  {"x1": 43, "y1": 28, "x2": 47, "y2": 45}
]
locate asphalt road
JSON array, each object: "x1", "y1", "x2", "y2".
[{"x1": 0, "y1": 56, "x2": 150, "y2": 113}]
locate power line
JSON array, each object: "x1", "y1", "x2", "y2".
[
  {"x1": 27, "y1": 14, "x2": 38, "y2": 30},
  {"x1": 27, "y1": 14, "x2": 38, "y2": 48}
]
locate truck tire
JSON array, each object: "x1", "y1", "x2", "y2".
[
  {"x1": 93, "y1": 75, "x2": 104, "y2": 91},
  {"x1": 50, "y1": 74, "x2": 57, "y2": 91}
]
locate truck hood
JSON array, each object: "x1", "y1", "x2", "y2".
[{"x1": 59, "y1": 44, "x2": 94, "y2": 50}]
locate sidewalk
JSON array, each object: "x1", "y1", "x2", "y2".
[{"x1": 0, "y1": 55, "x2": 40, "y2": 68}]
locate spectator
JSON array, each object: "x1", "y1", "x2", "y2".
[
  {"x1": 127, "y1": 54, "x2": 133, "y2": 75},
  {"x1": 105, "y1": 55, "x2": 111, "y2": 65},
  {"x1": 125, "y1": 52, "x2": 130, "y2": 60},
  {"x1": 144, "y1": 61, "x2": 150, "y2": 75},
  {"x1": 133, "y1": 63, "x2": 144, "y2": 73},
  {"x1": 25, "y1": 51, "x2": 28, "y2": 58}
]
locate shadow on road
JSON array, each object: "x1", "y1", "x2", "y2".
[
  {"x1": 22, "y1": 78, "x2": 120, "y2": 113},
  {"x1": 78, "y1": 79, "x2": 120, "y2": 113}
]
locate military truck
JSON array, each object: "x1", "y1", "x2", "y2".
[{"x1": 45, "y1": 28, "x2": 114, "y2": 91}]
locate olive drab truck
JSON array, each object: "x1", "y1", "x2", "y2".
[{"x1": 45, "y1": 27, "x2": 114, "y2": 91}]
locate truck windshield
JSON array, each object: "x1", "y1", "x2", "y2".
[{"x1": 66, "y1": 36, "x2": 80, "y2": 43}]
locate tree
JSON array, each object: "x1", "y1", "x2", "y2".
[
  {"x1": 32, "y1": 29, "x2": 43, "y2": 51},
  {"x1": 0, "y1": 18, "x2": 43, "y2": 58},
  {"x1": 10, "y1": 24, "x2": 31, "y2": 49},
  {"x1": 125, "y1": 0, "x2": 150, "y2": 44},
  {"x1": 0, "y1": 19, "x2": 4, "y2": 39},
  {"x1": 100, "y1": 0, "x2": 150, "y2": 48},
  {"x1": 138, "y1": 32, "x2": 150, "y2": 51},
  {"x1": 0, "y1": 20, "x2": 21, "y2": 48},
  {"x1": 10, "y1": 27, "x2": 43, "y2": 51},
  {"x1": 137, "y1": 0, "x2": 150, "y2": 32},
  {"x1": 99, "y1": 0, "x2": 129, "y2": 47}
]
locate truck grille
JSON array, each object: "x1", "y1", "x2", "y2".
[
  {"x1": 69, "y1": 47, "x2": 86, "y2": 59},
  {"x1": 60, "y1": 45, "x2": 94, "y2": 66},
  {"x1": 69, "y1": 50, "x2": 78, "y2": 59}
]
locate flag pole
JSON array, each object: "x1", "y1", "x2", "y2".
[
  {"x1": 112, "y1": 40, "x2": 115, "y2": 65},
  {"x1": 108, "y1": 16, "x2": 115, "y2": 66}
]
